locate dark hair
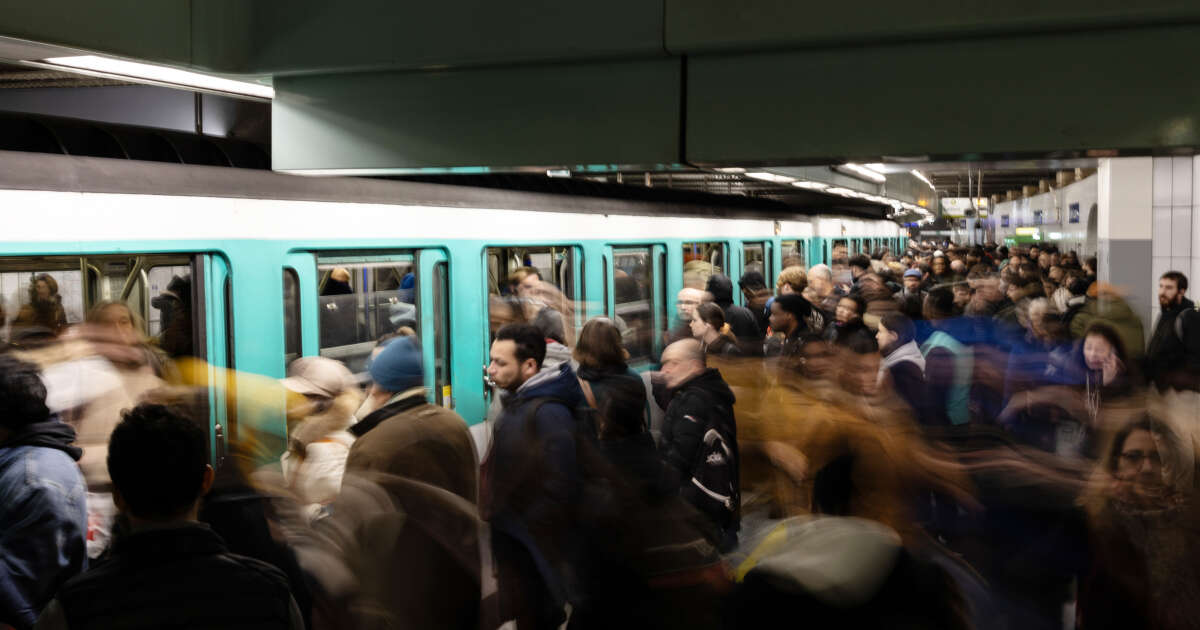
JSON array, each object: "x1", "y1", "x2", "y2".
[
  {"x1": 774, "y1": 294, "x2": 812, "y2": 319},
  {"x1": 694, "y1": 302, "x2": 727, "y2": 331},
  {"x1": 838, "y1": 294, "x2": 867, "y2": 317},
  {"x1": 108, "y1": 403, "x2": 208, "y2": 520},
  {"x1": 1082, "y1": 321, "x2": 1129, "y2": 369},
  {"x1": 739, "y1": 271, "x2": 767, "y2": 292},
  {"x1": 1162, "y1": 271, "x2": 1189, "y2": 293},
  {"x1": 0, "y1": 355, "x2": 50, "y2": 429},
  {"x1": 1104, "y1": 416, "x2": 1156, "y2": 475},
  {"x1": 1084, "y1": 256, "x2": 1097, "y2": 272},
  {"x1": 494, "y1": 323, "x2": 547, "y2": 368},
  {"x1": 574, "y1": 318, "x2": 627, "y2": 370},
  {"x1": 879, "y1": 312, "x2": 916, "y2": 346},
  {"x1": 596, "y1": 376, "x2": 648, "y2": 439},
  {"x1": 849, "y1": 254, "x2": 871, "y2": 272},
  {"x1": 843, "y1": 332, "x2": 879, "y2": 355},
  {"x1": 925, "y1": 287, "x2": 956, "y2": 319}
]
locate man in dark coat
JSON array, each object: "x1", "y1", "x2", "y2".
[
  {"x1": 344, "y1": 336, "x2": 480, "y2": 630},
  {"x1": 0, "y1": 356, "x2": 86, "y2": 630},
  {"x1": 658, "y1": 339, "x2": 740, "y2": 551},
  {"x1": 482, "y1": 324, "x2": 583, "y2": 629},
  {"x1": 1145, "y1": 271, "x2": 1200, "y2": 390},
  {"x1": 38, "y1": 403, "x2": 303, "y2": 629},
  {"x1": 706, "y1": 274, "x2": 761, "y2": 350}
]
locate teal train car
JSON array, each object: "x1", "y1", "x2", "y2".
[{"x1": 0, "y1": 152, "x2": 905, "y2": 462}]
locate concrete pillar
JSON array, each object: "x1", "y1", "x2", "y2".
[{"x1": 1097, "y1": 157, "x2": 1154, "y2": 330}]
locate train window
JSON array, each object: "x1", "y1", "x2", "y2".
[
  {"x1": 486, "y1": 245, "x2": 579, "y2": 342},
  {"x1": 1, "y1": 265, "x2": 82, "y2": 341},
  {"x1": 1, "y1": 254, "x2": 199, "y2": 360},
  {"x1": 742, "y1": 242, "x2": 768, "y2": 277},
  {"x1": 781, "y1": 240, "x2": 806, "y2": 269},
  {"x1": 432, "y1": 261, "x2": 451, "y2": 407},
  {"x1": 316, "y1": 255, "x2": 418, "y2": 375},
  {"x1": 612, "y1": 247, "x2": 654, "y2": 362},
  {"x1": 283, "y1": 269, "x2": 301, "y2": 367},
  {"x1": 682, "y1": 242, "x2": 725, "y2": 289},
  {"x1": 831, "y1": 239, "x2": 849, "y2": 263}
]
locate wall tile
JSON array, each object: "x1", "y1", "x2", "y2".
[
  {"x1": 1172, "y1": 256, "x2": 1190, "y2": 275},
  {"x1": 1192, "y1": 257, "x2": 1200, "y2": 293},
  {"x1": 1154, "y1": 157, "x2": 1174, "y2": 206},
  {"x1": 1152, "y1": 256, "x2": 1171, "y2": 322},
  {"x1": 1173, "y1": 206, "x2": 1193, "y2": 258},
  {"x1": 1174, "y1": 156, "x2": 1194, "y2": 206},
  {"x1": 1154, "y1": 206, "x2": 1173, "y2": 256}
]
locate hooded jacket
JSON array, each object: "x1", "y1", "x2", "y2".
[
  {"x1": 0, "y1": 420, "x2": 86, "y2": 630},
  {"x1": 481, "y1": 363, "x2": 584, "y2": 609},
  {"x1": 281, "y1": 389, "x2": 362, "y2": 508},
  {"x1": 878, "y1": 341, "x2": 931, "y2": 424},
  {"x1": 706, "y1": 275, "x2": 762, "y2": 345},
  {"x1": 661, "y1": 368, "x2": 740, "y2": 548}
]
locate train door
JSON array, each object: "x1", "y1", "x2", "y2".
[
  {"x1": 781, "y1": 239, "x2": 806, "y2": 269},
  {"x1": 681, "y1": 241, "x2": 726, "y2": 290},
  {"x1": 285, "y1": 249, "x2": 452, "y2": 407},
  {"x1": 740, "y1": 241, "x2": 769, "y2": 306},
  {"x1": 606, "y1": 245, "x2": 666, "y2": 365}
]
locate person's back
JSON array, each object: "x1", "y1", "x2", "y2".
[
  {"x1": 38, "y1": 403, "x2": 300, "y2": 630},
  {"x1": 0, "y1": 356, "x2": 87, "y2": 630}
]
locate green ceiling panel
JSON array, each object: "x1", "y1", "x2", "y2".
[
  {"x1": 686, "y1": 25, "x2": 1200, "y2": 164},
  {"x1": 0, "y1": 1, "x2": 191, "y2": 64},
  {"x1": 193, "y1": 0, "x2": 665, "y2": 74},
  {"x1": 272, "y1": 59, "x2": 681, "y2": 173},
  {"x1": 666, "y1": 0, "x2": 1200, "y2": 52}
]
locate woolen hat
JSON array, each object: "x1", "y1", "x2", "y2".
[
  {"x1": 369, "y1": 336, "x2": 424, "y2": 392},
  {"x1": 903, "y1": 268, "x2": 922, "y2": 279},
  {"x1": 282, "y1": 356, "x2": 355, "y2": 398}
]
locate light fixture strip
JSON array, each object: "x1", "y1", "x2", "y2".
[
  {"x1": 38, "y1": 55, "x2": 273, "y2": 100},
  {"x1": 910, "y1": 169, "x2": 936, "y2": 190}
]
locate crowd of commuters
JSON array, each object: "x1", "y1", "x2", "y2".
[{"x1": 1, "y1": 242, "x2": 1200, "y2": 629}]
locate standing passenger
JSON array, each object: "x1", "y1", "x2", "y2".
[
  {"x1": 483, "y1": 324, "x2": 583, "y2": 630},
  {"x1": 657, "y1": 339, "x2": 740, "y2": 551},
  {"x1": 0, "y1": 357, "x2": 86, "y2": 630},
  {"x1": 921, "y1": 288, "x2": 973, "y2": 426},
  {"x1": 11, "y1": 274, "x2": 68, "y2": 337},
  {"x1": 344, "y1": 336, "x2": 480, "y2": 630},
  {"x1": 691, "y1": 303, "x2": 743, "y2": 358},
  {"x1": 704, "y1": 274, "x2": 761, "y2": 348},
  {"x1": 37, "y1": 403, "x2": 303, "y2": 629},
  {"x1": 280, "y1": 356, "x2": 362, "y2": 515},
  {"x1": 574, "y1": 318, "x2": 647, "y2": 439},
  {"x1": 1145, "y1": 271, "x2": 1200, "y2": 391}
]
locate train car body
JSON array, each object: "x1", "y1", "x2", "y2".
[{"x1": 0, "y1": 151, "x2": 904, "y2": 460}]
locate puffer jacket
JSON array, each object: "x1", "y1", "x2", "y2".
[
  {"x1": 661, "y1": 368, "x2": 740, "y2": 549},
  {"x1": 281, "y1": 389, "x2": 362, "y2": 508},
  {"x1": 0, "y1": 420, "x2": 86, "y2": 630}
]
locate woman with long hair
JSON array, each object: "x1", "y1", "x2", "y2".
[
  {"x1": 690, "y1": 302, "x2": 742, "y2": 358},
  {"x1": 12, "y1": 272, "x2": 68, "y2": 336}
]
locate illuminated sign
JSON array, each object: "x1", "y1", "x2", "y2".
[{"x1": 1015, "y1": 227, "x2": 1039, "y2": 236}]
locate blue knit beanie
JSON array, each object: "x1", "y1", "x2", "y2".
[{"x1": 368, "y1": 336, "x2": 424, "y2": 392}]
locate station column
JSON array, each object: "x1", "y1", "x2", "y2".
[{"x1": 1097, "y1": 156, "x2": 1200, "y2": 336}]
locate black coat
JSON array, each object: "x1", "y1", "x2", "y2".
[
  {"x1": 1145, "y1": 297, "x2": 1200, "y2": 389},
  {"x1": 50, "y1": 524, "x2": 298, "y2": 630}
]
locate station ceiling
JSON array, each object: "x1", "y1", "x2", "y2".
[{"x1": 0, "y1": 2, "x2": 1197, "y2": 218}]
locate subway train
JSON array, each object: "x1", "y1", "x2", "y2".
[{"x1": 0, "y1": 150, "x2": 905, "y2": 458}]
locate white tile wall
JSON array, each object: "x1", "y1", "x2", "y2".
[
  {"x1": 1152, "y1": 256, "x2": 1171, "y2": 323},
  {"x1": 1154, "y1": 157, "x2": 1174, "y2": 206},
  {"x1": 1154, "y1": 206, "x2": 1173, "y2": 256},
  {"x1": 1173, "y1": 207, "x2": 1193, "y2": 258},
  {"x1": 1174, "y1": 156, "x2": 1194, "y2": 206}
]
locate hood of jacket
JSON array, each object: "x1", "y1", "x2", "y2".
[
  {"x1": 508, "y1": 362, "x2": 583, "y2": 409},
  {"x1": 3, "y1": 417, "x2": 82, "y2": 461},
  {"x1": 748, "y1": 516, "x2": 902, "y2": 607},
  {"x1": 673, "y1": 367, "x2": 736, "y2": 407},
  {"x1": 543, "y1": 340, "x2": 572, "y2": 371},
  {"x1": 706, "y1": 274, "x2": 735, "y2": 307},
  {"x1": 289, "y1": 388, "x2": 364, "y2": 449},
  {"x1": 882, "y1": 340, "x2": 925, "y2": 373}
]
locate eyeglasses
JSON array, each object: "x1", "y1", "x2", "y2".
[{"x1": 1119, "y1": 450, "x2": 1162, "y2": 467}]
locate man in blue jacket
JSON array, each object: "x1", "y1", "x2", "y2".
[
  {"x1": 482, "y1": 323, "x2": 583, "y2": 630},
  {"x1": 0, "y1": 356, "x2": 86, "y2": 630}
]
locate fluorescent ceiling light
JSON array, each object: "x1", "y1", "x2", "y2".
[
  {"x1": 840, "y1": 163, "x2": 886, "y2": 183},
  {"x1": 863, "y1": 163, "x2": 887, "y2": 173},
  {"x1": 792, "y1": 181, "x2": 828, "y2": 190},
  {"x1": 40, "y1": 55, "x2": 274, "y2": 99},
  {"x1": 714, "y1": 167, "x2": 746, "y2": 173},
  {"x1": 745, "y1": 171, "x2": 795, "y2": 184},
  {"x1": 826, "y1": 187, "x2": 855, "y2": 196},
  {"x1": 910, "y1": 169, "x2": 936, "y2": 190}
]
